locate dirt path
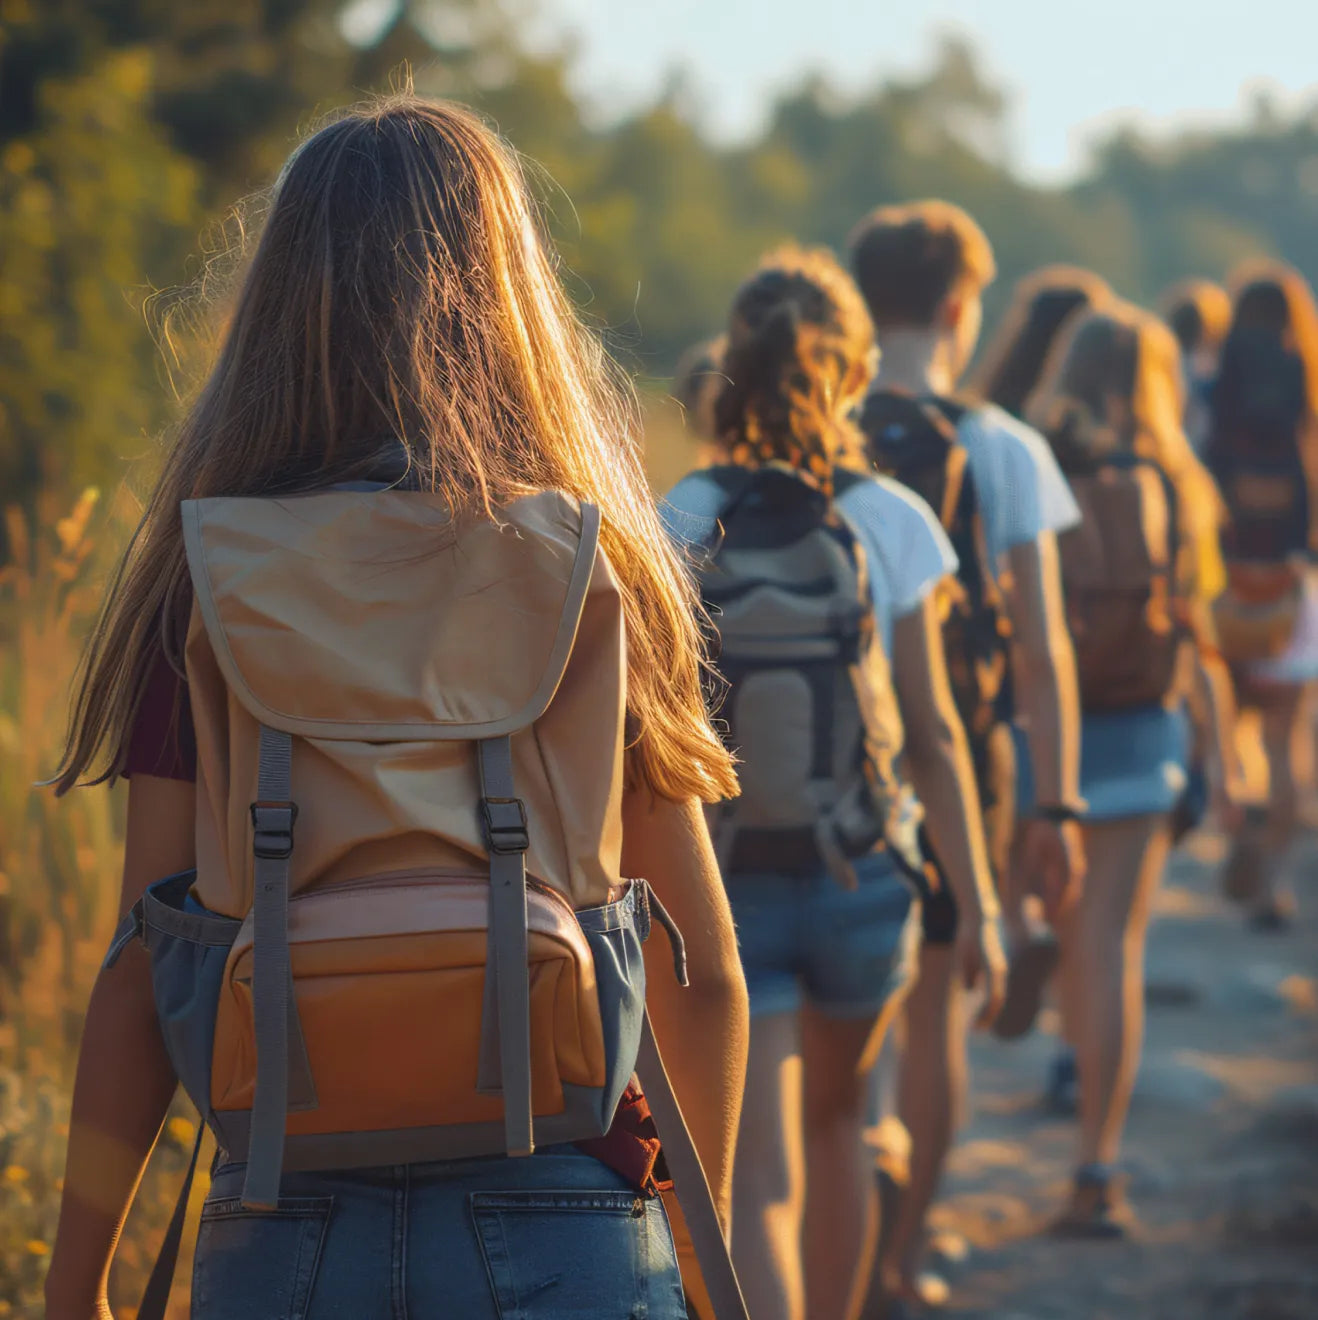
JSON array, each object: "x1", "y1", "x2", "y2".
[{"x1": 929, "y1": 827, "x2": 1318, "y2": 1320}]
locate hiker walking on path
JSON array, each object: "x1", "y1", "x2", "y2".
[
  {"x1": 1026, "y1": 300, "x2": 1244, "y2": 1235},
  {"x1": 664, "y1": 246, "x2": 1005, "y2": 1320},
  {"x1": 1206, "y1": 263, "x2": 1318, "y2": 931},
  {"x1": 845, "y1": 202, "x2": 1088, "y2": 1315},
  {"x1": 45, "y1": 94, "x2": 750, "y2": 1320}
]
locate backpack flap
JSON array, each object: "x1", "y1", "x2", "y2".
[
  {"x1": 182, "y1": 491, "x2": 621, "y2": 1206},
  {"x1": 182, "y1": 488, "x2": 598, "y2": 742},
  {"x1": 1061, "y1": 459, "x2": 1183, "y2": 710}
]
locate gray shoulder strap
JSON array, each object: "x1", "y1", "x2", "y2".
[
  {"x1": 241, "y1": 724, "x2": 317, "y2": 1211},
  {"x1": 476, "y1": 734, "x2": 535, "y2": 1157},
  {"x1": 134, "y1": 1122, "x2": 205, "y2": 1320},
  {"x1": 637, "y1": 1009, "x2": 750, "y2": 1320}
]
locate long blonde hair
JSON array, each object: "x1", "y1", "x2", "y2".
[
  {"x1": 57, "y1": 94, "x2": 737, "y2": 803},
  {"x1": 1026, "y1": 300, "x2": 1224, "y2": 569}
]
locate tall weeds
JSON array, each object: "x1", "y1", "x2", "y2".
[{"x1": 0, "y1": 492, "x2": 194, "y2": 1317}]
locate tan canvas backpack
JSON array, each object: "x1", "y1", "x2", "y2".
[
  {"x1": 106, "y1": 486, "x2": 748, "y2": 1320},
  {"x1": 1058, "y1": 456, "x2": 1187, "y2": 711}
]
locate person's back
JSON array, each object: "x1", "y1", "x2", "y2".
[
  {"x1": 845, "y1": 201, "x2": 1086, "y2": 1314},
  {"x1": 1204, "y1": 265, "x2": 1318, "y2": 928},
  {"x1": 46, "y1": 95, "x2": 750, "y2": 1320},
  {"x1": 665, "y1": 244, "x2": 1003, "y2": 1320},
  {"x1": 858, "y1": 390, "x2": 1013, "y2": 780},
  {"x1": 1027, "y1": 301, "x2": 1243, "y2": 1231},
  {"x1": 1207, "y1": 273, "x2": 1318, "y2": 662}
]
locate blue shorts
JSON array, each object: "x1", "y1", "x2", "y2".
[
  {"x1": 723, "y1": 852, "x2": 921, "y2": 1019},
  {"x1": 1014, "y1": 705, "x2": 1189, "y2": 823}
]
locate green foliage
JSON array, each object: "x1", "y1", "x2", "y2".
[
  {"x1": 0, "y1": 48, "x2": 199, "y2": 503},
  {"x1": 4, "y1": 3, "x2": 1318, "y2": 496}
]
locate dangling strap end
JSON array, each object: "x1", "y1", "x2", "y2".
[
  {"x1": 644, "y1": 883, "x2": 689, "y2": 987},
  {"x1": 103, "y1": 899, "x2": 145, "y2": 969}
]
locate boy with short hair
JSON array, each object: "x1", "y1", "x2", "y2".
[{"x1": 849, "y1": 200, "x2": 1087, "y2": 1313}]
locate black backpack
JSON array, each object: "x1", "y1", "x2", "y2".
[
  {"x1": 1206, "y1": 328, "x2": 1315, "y2": 565},
  {"x1": 859, "y1": 391, "x2": 1014, "y2": 772},
  {"x1": 693, "y1": 464, "x2": 925, "y2": 886}
]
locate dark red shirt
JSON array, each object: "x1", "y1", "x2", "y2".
[
  {"x1": 125, "y1": 652, "x2": 195, "y2": 781},
  {"x1": 127, "y1": 650, "x2": 665, "y2": 1192}
]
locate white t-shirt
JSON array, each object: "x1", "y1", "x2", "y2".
[
  {"x1": 662, "y1": 469, "x2": 957, "y2": 655},
  {"x1": 955, "y1": 403, "x2": 1082, "y2": 575}
]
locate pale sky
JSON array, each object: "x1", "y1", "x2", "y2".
[{"x1": 531, "y1": 0, "x2": 1318, "y2": 182}]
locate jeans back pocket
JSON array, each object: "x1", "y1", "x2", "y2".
[
  {"x1": 191, "y1": 1195, "x2": 332, "y2": 1320},
  {"x1": 470, "y1": 1188, "x2": 685, "y2": 1320}
]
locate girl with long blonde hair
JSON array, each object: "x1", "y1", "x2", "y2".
[
  {"x1": 46, "y1": 94, "x2": 748, "y2": 1320},
  {"x1": 1026, "y1": 301, "x2": 1242, "y2": 1234}
]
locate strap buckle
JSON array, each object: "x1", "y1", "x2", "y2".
[
  {"x1": 250, "y1": 801, "x2": 298, "y2": 860},
  {"x1": 481, "y1": 797, "x2": 529, "y2": 855}
]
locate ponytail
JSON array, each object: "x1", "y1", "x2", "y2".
[{"x1": 715, "y1": 246, "x2": 873, "y2": 490}]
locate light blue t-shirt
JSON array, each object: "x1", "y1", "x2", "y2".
[
  {"x1": 662, "y1": 470, "x2": 957, "y2": 655},
  {"x1": 955, "y1": 404, "x2": 1081, "y2": 574}
]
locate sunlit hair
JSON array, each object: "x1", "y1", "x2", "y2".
[
  {"x1": 1213, "y1": 260, "x2": 1318, "y2": 427},
  {"x1": 972, "y1": 265, "x2": 1113, "y2": 418},
  {"x1": 1026, "y1": 300, "x2": 1224, "y2": 555},
  {"x1": 848, "y1": 199, "x2": 997, "y2": 330},
  {"x1": 714, "y1": 245, "x2": 874, "y2": 491},
  {"x1": 1160, "y1": 278, "x2": 1231, "y2": 358},
  {"x1": 57, "y1": 93, "x2": 737, "y2": 803},
  {"x1": 672, "y1": 335, "x2": 727, "y2": 444}
]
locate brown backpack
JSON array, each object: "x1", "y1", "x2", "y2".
[
  {"x1": 107, "y1": 487, "x2": 749, "y2": 1320},
  {"x1": 1058, "y1": 456, "x2": 1186, "y2": 711}
]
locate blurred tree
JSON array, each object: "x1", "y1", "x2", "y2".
[
  {"x1": 0, "y1": 48, "x2": 199, "y2": 505},
  {"x1": 4, "y1": 3, "x2": 1318, "y2": 506}
]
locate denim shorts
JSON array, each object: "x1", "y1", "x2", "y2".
[
  {"x1": 724, "y1": 851, "x2": 921, "y2": 1019},
  {"x1": 192, "y1": 1146, "x2": 686, "y2": 1320},
  {"x1": 1014, "y1": 706, "x2": 1189, "y2": 824}
]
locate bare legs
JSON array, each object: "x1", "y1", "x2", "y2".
[
  {"x1": 732, "y1": 1011, "x2": 806, "y2": 1320},
  {"x1": 1057, "y1": 815, "x2": 1171, "y2": 1169},
  {"x1": 802, "y1": 1006, "x2": 895, "y2": 1320},
  {"x1": 875, "y1": 944, "x2": 965, "y2": 1297},
  {"x1": 732, "y1": 1001, "x2": 903, "y2": 1320},
  {"x1": 1255, "y1": 684, "x2": 1305, "y2": 920}
]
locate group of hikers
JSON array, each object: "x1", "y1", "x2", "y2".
[{"x1": 41, "y1": 94, "x2": 1316, "y2": 1320}]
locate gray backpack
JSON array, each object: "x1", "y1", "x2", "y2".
[{"x1": 694, "y1": 465, "x2": 924, "y2": 886}]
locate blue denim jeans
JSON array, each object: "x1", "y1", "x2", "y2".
[
  {"x1": 192, "y1": 1146, "x2": 687, "y2": 1319},
  {"x1": 723, "y1": 851, "x2": 921, "y2": 1019}
]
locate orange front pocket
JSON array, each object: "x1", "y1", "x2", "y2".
[{"x1": 210, "y1": 871, "x2": 607, "y2": 1136}]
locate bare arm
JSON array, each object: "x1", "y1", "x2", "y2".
[
  {"x1": 1004, "y1": 533, "x2": 1082, "y2": 811},
  {"x1": 1004, "y1": 534, "x2": 1086, "y2": 917},
  {"x1": 622, "y1": 789, "x2": 748, "y2": 1228},
  {"x1": 892, "y1": 592, "x2": 997, "y2": 920},
  {"x1": 892, "y1": 592, "x2": 1005, "y2": 1021},
  {"x1": 1195, "y1": 649, "x2": 1246, "y2": 811},
  {"x1": 46, "y1": 776, "x2": 195, "y2": 1319}
]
